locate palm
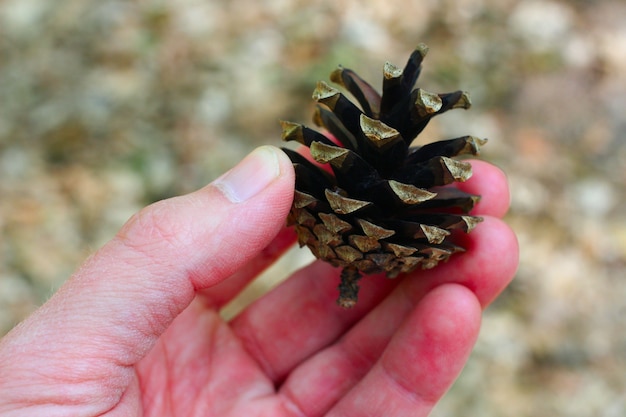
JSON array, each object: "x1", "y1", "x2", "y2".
[
  {"x1": 131, "y1": 263, "x2": 387, "y2": 417},
  {"x1": 134, "y1": 301, "x2": 288, "y2": 416}
]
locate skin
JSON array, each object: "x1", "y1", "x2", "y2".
[{"x1": 0, "y1": 147, "x2": 518, "y2": 417}]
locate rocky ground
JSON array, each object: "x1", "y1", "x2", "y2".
[{"x1": 1, "y1": 0, "x2": 625, "y2": 415}]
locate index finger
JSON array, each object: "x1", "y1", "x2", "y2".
[{"x1": 459, "y1": 159, "x2": 510, "y2": 218}]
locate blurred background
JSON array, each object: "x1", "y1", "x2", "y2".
[{"x1": 1, "y1": 0, "x2": 624, "y2": 415}]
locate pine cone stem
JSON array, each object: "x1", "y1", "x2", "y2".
[{"x1": 337, "y1": 266, "x2": 362, "y2": 308}]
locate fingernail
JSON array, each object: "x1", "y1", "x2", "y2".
[{"x1": 214, "y1": 146, "x2": 281, "y2": 203}]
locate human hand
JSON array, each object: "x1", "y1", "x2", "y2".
[{"x1": 0, "y1": 146, "x2": 518, "y2": 417}]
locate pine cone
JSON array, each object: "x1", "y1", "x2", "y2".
[{"x1": 281, "y1": 44, "x2": 487, "y2": 308}]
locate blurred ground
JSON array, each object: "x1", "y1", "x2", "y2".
[{"x1": 1, "y1": 0, "x2": 625, "y2": 415}]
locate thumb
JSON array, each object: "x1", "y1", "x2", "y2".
[{"x1": 0, "y1": 146, "x2": 294, "y2": 382}]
